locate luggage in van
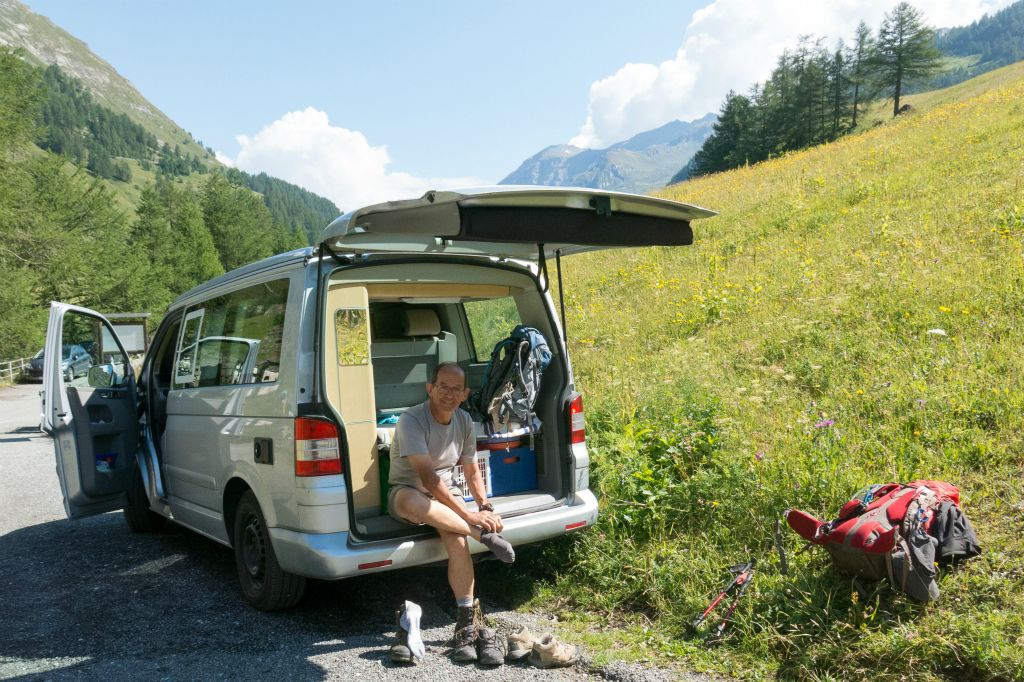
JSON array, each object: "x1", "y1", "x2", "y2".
[{"x1": 473, "y1": 326, "x2": 550, "y2": 435}]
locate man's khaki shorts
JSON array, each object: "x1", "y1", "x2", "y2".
[{"x1": 387, "y1": 483, "x2": 465, "y2": 525}]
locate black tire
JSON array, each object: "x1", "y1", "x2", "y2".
[
  {"x1": 233, "y1": 490, "x2": 306, "y2": 611},
  {"x1": 124, "y1": 463, "x2": 167, "y2": 532}
]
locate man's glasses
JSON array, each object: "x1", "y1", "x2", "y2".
[{"x1": 432, "y1": 384, "x2": 466, "y2": 396}]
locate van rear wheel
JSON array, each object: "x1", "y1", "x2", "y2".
[{"x1": 233, "y1": 490, "x2": 306, "y2": 611}]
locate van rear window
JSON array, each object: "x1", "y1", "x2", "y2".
[{"x1": 464, "y1": 297, "x2": 521, "y2": 361}]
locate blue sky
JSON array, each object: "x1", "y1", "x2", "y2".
[{"x1": 22, "y1": 0, "x2": 1015, "y2": 210}]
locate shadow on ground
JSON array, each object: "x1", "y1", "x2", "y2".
[{"x1": 0, "y1": 510, "x2": 559, "y2": 679}]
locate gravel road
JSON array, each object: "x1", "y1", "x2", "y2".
[{"x1": 0, "y1": 383, "x2": 700, "y2": 681}]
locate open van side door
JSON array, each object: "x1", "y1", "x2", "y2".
[{"x1": 42, "y1": 302, "x2": 140, "y2": 519}]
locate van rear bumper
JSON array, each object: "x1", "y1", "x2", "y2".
[{"x1": 270, "y1": 489, "x2": 598, "y2": 580}]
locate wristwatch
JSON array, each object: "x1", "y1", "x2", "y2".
[{"x1": 478, "y1": 502, "x2": 494, "y2": 512}]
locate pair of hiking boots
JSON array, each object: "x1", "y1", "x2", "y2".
[
  {"x1": 451, "y1": 598, "x2": 503, "y2": 665},
  {"x1": 451, "y1": 605, "x2": 579, "y2": 668},
  {"x1": 390, "y1": 598, "x2": 500, "y2": 665},
  {"x1": 390, "y1": 600, "x2": 578, "y2": 668},
  {"x1": 506, "y1": 625, "x2": 580, "y2": 669}
]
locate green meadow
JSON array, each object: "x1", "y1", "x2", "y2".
[{"x1": 519, "y1": 61, "x2": 1024, "y2": 680}]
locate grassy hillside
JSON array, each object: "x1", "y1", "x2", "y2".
[{"x1": 519, "y1": 61, "x2": 1024, "y2": 680}]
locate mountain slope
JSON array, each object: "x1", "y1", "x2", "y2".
[
  {"x1": 544, "y1": 60, "x2": 1024, "y2": 680},
  {"x1": 500, "y1": 114, "x2": 715, "y2": 194},
  {"x1": 0, "y1": 0, "x2": 340, "y2": 242},
  {"x1": 930, "y1": 0, "x2": 1024, "y2": 86},
  {"x1": 0, "y1": 0, "x2": 212, "y2": 161}
]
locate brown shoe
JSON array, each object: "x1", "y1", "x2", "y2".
[
  {"x1": 452, "y1": 603, "x2": 478, "y2": 662},
  {"x1": 506, "y1": 625, "x2": 534, "y2": 662},
  {"x1": 529, "y1": 633, "x2": 580, "y2": 669},
  {"x1": 477, "y1": 626, "x2": 504, "y2": 666},
  {"x1": 389, "y1": 607, "x2": 413, "y2": 664},
  {"x1": 390, "y1": 601, "x2": 424, "y2": 664}
]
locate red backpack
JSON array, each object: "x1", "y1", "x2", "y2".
[{"x1": 787, "y1": 480, "x2": 978, "y2": 601}]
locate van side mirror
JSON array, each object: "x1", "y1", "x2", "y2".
[{"x1": 87, "y1": 364, "x2": 115, "y2": 388}]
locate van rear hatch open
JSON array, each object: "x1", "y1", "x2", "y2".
[
  {"x1": 317, "y1": 187, "x2": 717, "y2": 542},
  {"x1": 318, "y1": 186, "x2": 716, "y2": 260}
]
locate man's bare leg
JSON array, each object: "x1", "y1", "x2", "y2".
[
  {"x1": 393, "y1": 487, "x2": 484, "y2": 541},
  {"x1": 438, "y1": 531, "x2": 474, "y2": 602},
  {"x1": 394, "y1": 487, "x2": 516, "y2": 565}
]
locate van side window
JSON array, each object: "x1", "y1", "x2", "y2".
[
  {"x1": 463, "y1": 297, "x2": 522, "y2": 361},
  {"x1": 172, "y1": 279, "x2": 289, "y2": 389}
]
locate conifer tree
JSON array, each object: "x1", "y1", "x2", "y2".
[
  {"x1": 848, "y1": 21, "x2": 874, "y2": 128},
  {"x1": 201, "y1": 173, "x2": 277, "y2": 271},
  {"x1": 689, "y1": 92, "x2": 753, "y2": 177},
  {"x1": 132, "y1": 180, "x2": 223, "y2": 310},
  {"x1": 870, "y1": 2, "x2": 944, "y2": 116}
]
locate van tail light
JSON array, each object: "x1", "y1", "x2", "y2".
[
  {"x1": 295, "y1": 417, "x2": 342, "y2": 476},
  {"x1": 568, "y1": 393, "x2": 585, "y2": 444}
]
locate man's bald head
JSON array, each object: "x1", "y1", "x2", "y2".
[{"x1": 430, "y1": 362, "x2": 466, "y2": 388}]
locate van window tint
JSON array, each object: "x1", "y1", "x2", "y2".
[
  {"x1": 464, "y1": 297, "x2": 522, "y2": 360},
  {"x1": 173, "y1": 279, "x2": 289, "y2": 389}
]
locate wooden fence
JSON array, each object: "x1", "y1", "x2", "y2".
[{"x1": 0, "y1": 357, "x2": 31, "y2": 383}]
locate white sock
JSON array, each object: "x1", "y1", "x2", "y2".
[
  {"x1": 400, "y1": 600, "x2": 425, "y2": 662},
  {"x1": 457, "y1": 596, "x2": 474, "y2": 608}
]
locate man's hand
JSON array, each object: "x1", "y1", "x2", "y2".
[{"x1": 469, "y1": 510, "x2": 503, "y2": 533}]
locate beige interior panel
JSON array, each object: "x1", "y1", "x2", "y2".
[
  {"x1": 364, "y1": 283, "x2": 513, "y2": 299},
  {"x1": 345, "y1": 421, "x2": 382, "y2": 518},
  {"x1": 324, "y1": 285, "x2": 380, "y2": 513}
]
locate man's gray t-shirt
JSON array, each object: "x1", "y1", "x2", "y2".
[{"x1": 388, "y1": 401, "x2": 476, "y2": 493}]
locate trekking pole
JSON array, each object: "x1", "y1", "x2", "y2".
[
  {"x1": 690, "y1": 585, "x2": 732, "y2": 633},
  {"x1": 689, "y1": 559, "x2": 756, "y2": 633},
  {"x1": 712, "y1": 562, "x2": 756, "y2": 639}
]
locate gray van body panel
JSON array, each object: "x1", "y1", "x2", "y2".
[
  {"x1": 156, "y1": 247, "x2": 592, "y2": 571},
  {"x1": 162, "y1": 258, "x2": 351, "y2": 544}
]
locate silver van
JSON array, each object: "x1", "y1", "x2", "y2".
[{"x1": 41, "y1": 187, "x2": 713, "y2": 610}]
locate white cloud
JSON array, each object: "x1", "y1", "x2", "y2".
[
  {"x1": 214, "y1": 150, "x2": 235, "y2": 167},
  {"x1": 229, "y1": 108, "x2": 483, "y2": 211},
  {"x1": 570, "y1": 0, "x2": 1016, "y2": 148}
]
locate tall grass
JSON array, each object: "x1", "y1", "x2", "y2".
[{"x1": 540, "y1": 62, "x2": 1024, "y2": 680}]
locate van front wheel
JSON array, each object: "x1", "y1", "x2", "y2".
[
  {"x1": 124, "y1": 463, "x2": 167, "y2": 532},
  {"x1": 233, "y1": 490, "x2": 306, "y2": 611}
]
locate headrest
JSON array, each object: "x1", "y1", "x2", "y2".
[{"x1": 403, "y1": 309, "x2": 441, "y2": 337}]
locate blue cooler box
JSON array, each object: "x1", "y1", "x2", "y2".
[{"x1": 487, "y1": 447, "x2": 537, "y2": 496}]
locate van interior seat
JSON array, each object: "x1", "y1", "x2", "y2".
[{"x1": 371, "y1": 308, "x2": 456, "y2": 411}]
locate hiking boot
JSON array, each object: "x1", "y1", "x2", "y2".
[
  {"x1": 452, "y1": 624, "x2": 478, "y2": 662},
  {"x1": 529, "y1": 633, "x2": 580, "y2": 669},
  {"x1": 477, "y1": 626, "x2": 504, "y2": 666},
  {"x1": 389, "y1": 606, "x2": 413, "y2": 664},
  {"x1": 506, "y1": 625, "x2": 534, "y2": 662},
  {"x1": 452, "y1": 603, "x2": 478, "y2": 662},
  {"x1": 390, "y1": 601, "x2": 424, "y2": 664}
]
